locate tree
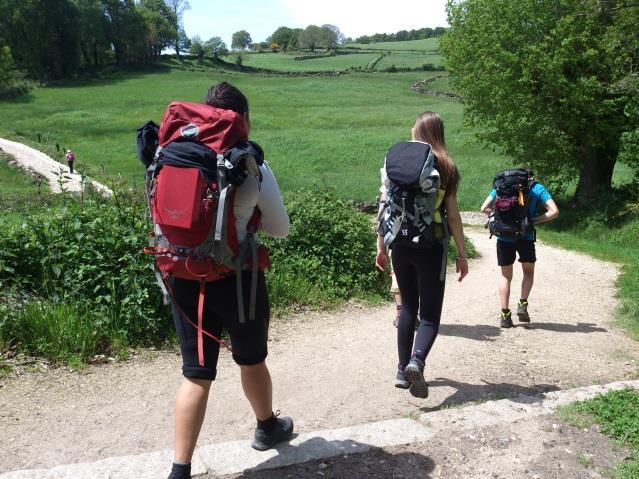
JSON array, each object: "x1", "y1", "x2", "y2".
[
  {"x1": 103, "y1": 0, "x2": 149, "y2": 65},
  {"x1": 140, "y1": 0, "x2": 176, "y2": 60},
  {"x1": 190, "y1": 35, "x2": 205, "y2": 63},
  {"x1": 203, "y1": 36, "x2": 228, "y2": 59},
  {"x1": 231, "y1": 30, "x2": 252, "y2": 51},
  {"x1": 268, "y1": 26, "x2": 295, "y2": 50},
  {"x1": 0, "y1": 0, "x2": 83, "y2": 80},
  {"x1": 165, "y1": 0, "x2": 190, "y2": 58},
  {"x1": 321, "y1": 24, "x2": 344, "y2": 46},
  {"x1": 297, "y1": 25, "x2": 324, "y2": 52},
  {"x1": 441, "y1": 0, "x2": 639, "y2": 204},
  {"x1": 75, "y1": 0, "x2": 111, "y2": 68}
]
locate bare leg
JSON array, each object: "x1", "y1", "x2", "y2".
[
  {"x1": 240, "y1": 362, "x2": 273, "y2": 421},
  {"x1": 394, "y1": 292, "x2": 402, "y2": 308},
  {"x1": 521, "y1": 262, "x2": 535, "y2": 300},
  {"x1": 174, "y1": 377, "x2": 212, "y2": 463},
  {"x1": 499, "y1": 265, "x2": 513, "y2": 309}
]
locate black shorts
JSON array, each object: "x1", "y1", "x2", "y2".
[
  {"x1": 171, "y1": 271, "x2": 270, "y2": 381},
  {"x1": 496, "y1": 239, "x2": 536, "y2": 266}
]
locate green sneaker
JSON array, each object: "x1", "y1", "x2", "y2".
[
  {"x1": 517, "y1": 300, "x2": 530, "y2": 322},
  {"x1": 500, "y1": 310, "x2": 513, "y2": 328}
]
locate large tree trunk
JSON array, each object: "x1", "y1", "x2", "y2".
[{"x1": 573, "y1": 147, "x2": 616, "y2": 206}]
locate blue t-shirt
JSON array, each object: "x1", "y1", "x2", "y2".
[{"x1": 489, "y1": 182, "x2": 552, "y2": 242}]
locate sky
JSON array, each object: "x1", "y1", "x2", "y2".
[{"x1": 183, "y1": 0, "x2": 448, "y2": 47}]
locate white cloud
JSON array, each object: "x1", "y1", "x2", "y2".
[{"x1": 279, "y1": 0, "x2": 448, "y2": 39}]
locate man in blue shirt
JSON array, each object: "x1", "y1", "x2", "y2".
[{"x1": 480, "y1": 173, "x2": 560, "y2": 327}]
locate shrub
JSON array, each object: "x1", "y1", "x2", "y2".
[
  {"x1": 264, "y1": 189, "x2": 388, "y2": 306},
  {"x1": 0, "y1": 191, "x2": 167, "y2": 357},
  {"x1": 0, "y1": 187, "x2": 390, "y2": 361}
]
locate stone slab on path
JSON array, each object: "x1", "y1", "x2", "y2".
[{"x1": 2, "y1": 380, "x2": 637, "y2": 479}]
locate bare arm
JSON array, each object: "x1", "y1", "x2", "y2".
[
  {"x1": 445, "y1": 192, "x2": 469, "y2": 282},
  {"x1": 532, "y1": 198, "x2": 559, "y2": 225},
  {"x1": 480, "y1": 194, "x2": 494, "y2": 215}
]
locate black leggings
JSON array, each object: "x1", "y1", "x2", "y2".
[{"x1": 391, "y1": 243, "x2": 447, "y2": 367}]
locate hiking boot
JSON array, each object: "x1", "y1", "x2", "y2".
[
  {"x1": 404, "y1": 357, "x2": 429, "y2": 399},
  {"x1": 167, "y1": 463, "x2": 191, "y2": 479},
  {"x1": 500, "y1": 310, "x2": 513, "y2": 328},
  {"x1": 517, "y1": 300, "x2": 530, "y2": 322},
  {"x1": 394, "y1": 368, "x2": 409, "y2": 389},
  {"x1": 251, "y1": 414, "x2": 294, "y2": 451}
]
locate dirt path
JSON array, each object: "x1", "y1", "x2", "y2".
[
  {"x1": 0, "y1": 138, "x2": 112, "y2": 195},
  {"x1": 0, "y1": 228, "x2": 636, "y2": 475}
]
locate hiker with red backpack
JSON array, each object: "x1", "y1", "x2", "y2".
[
  {"x1": 376, "y1": 111, "x2": 469, "y2": 399},
  {"x1": 137, "y1": 82, "x2": 292, "y2": 479},
  {"x1": 480, "y1": 169, "x2": 559, "y2": 328}
]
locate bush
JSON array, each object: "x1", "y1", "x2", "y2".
[
  {"x1": 264, "y1": 189, "x2": 388, "y2": 307},
  {"x1": 0, "y1": 188, "x2": 390, "y2": 361},
  {"x1": 0, "y1": 191, "x2": 167, "y2": 360}
]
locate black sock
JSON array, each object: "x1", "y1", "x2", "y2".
[
  {"x1": 502, "y1": 308, "x2": 511, "y2": 315},
  {"x1": 519, "y1": 299, "x2": 528, "y2": 304},
  {"x1": 168, "y1": 462, "x2": 191, "y2": 479},
  {"x1": 396, "y1": 304, "x2": 402, "y2": 311},
  {"x1": 257, "y1": 413, "x2": 277, "y2": 432}
]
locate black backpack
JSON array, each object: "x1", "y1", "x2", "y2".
[
  {"x1": 488, "y1": 168, "x2": 533, "y2": 239},
  {"x1": 378, "y1": 141, "x2": 447, "y2": 249},
  {"x1": 135, "y1": 121, "x2": 160, "y2": 168}
]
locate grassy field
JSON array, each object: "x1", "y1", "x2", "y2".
[
  {"x1": 222, "y1": 52, "x2": 380, "y2": 72},
  {"x1": 347, "y1": 38, "x2": 439, "y2": 52},
  {"x1": 0, "y1": 68, "x2": 512, "y2": 210},
  {"x1": 375, "y1": 52, "x2": 443, "y2": 69},
  {"x1": 0, "y1": 151, "x2": 46, "y2": 194}
]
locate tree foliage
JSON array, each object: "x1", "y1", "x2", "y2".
[
  {"x1": 203, "y1": 36, "x2": 228, "y2": 59},
  {"x1": 297, "y1": 25, "x2": 337, "y2": 52},
  {"x1": 164, "y1": 0, "x2": 190, "y2": 57},
  {"x1": 267, "y1": 26, "x2": 302, "y2": 51},
  {"x1": 231, "y1": 30, "x2": 252, "y2": 51},
  {"x1": 352, "y1": 26, "x2": 446, "y2": 44},
  {"x1": 0, "y1": 0, "x2": 198, "y2": 82},
  {"x1": 440, "y1": 0, "x2": 639, "y2": 202}
]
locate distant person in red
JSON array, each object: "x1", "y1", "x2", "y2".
[{"x1": 65, "y1": 149, "x2": 75, "y2": 174}]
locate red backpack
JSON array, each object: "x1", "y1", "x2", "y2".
[{"x1": 140, "y1": 101, "x2": 270, "y2": 365}]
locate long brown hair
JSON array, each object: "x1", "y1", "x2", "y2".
[{"x1": 412, "y1": 111, "x2": 460, "y2": 195}]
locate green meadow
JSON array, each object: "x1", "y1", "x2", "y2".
[
  {"x1": 223, "y1": 52, "x2": 380, "y2": 72},
  {"x1": 348, "y1": 38, "x2": 440, "y2": 51},
  {"x1": 0, "y1": 67, "x2": 509, "y2": 210}
]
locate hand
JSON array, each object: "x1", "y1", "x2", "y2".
[
  {"x1": 456, "y1": 257, "x2": 468, "y2": 282},
  {"x1": 375, "y1": 249, "x2": 389, "y2": 272}
]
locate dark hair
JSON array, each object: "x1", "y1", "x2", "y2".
[{"x1": 205, "y1": 82, "x2": 249, "y2": 120}]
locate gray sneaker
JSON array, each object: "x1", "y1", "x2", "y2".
[
  {"x1": 394, "y1": 368, "x2": 409, "y2": 389},
  {"x1": 404, "y1": 358, "x2": 429, "y2": 399},
  {"x1": 251, "y1": 414, "x2": 294, "y2": 451},
  {"x1": 517, "y1": 301, "x2": 530, "y2": 322}
]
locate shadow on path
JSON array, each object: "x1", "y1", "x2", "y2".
[
  {"x1": 439, "y1": 323, "x2": 501, "y2": 341},
  {"x1": 228, "y1": 437, "x2": 435, "y2": 478},
  {"x1": 527, "y1": 322, "x2": 607, "y2": 333},
  {"x1": 420, "y1": 378, "x2": 559, "y2": 413}
]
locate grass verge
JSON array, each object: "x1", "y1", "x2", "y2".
[
  {"x1": 558, "y1": 388, "x2": 639, "y2": 478},
  {"x1": 542, "y1": 191, "x2": 639, "y2": 339}
]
